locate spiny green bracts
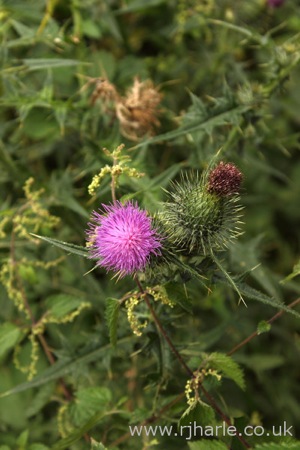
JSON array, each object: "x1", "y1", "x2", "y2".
[{"x1": 159, "y1": 162, "x2": 243, "y2": 256}]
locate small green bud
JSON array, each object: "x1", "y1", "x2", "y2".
[{"x1": 160, "y1": 162, "x2": 243, "y2": 256}]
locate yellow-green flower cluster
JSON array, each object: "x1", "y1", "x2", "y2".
[
  {"x1": 88, "y1": 144, "x2": 144, "y2": 196},
  {"x1": 146, "y1": 286, "x2": 175, "y2": 308},
  {"x1": 125, "y1": 294, "x2": 148, "y2": 337}
]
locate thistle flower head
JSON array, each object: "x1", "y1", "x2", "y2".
[
  {"x1": 160, "y1": 162, "x2": 243, "y2": 256},
  {"x1": 86, "y1": 201, "x2": 162, "y2": 277},
  {"x1": 207, "y1": 162, "x2": 243, "y2": 197}
]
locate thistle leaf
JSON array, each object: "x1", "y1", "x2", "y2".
[
  {"x1": 31, "y1": 234, "x2": 90, "y2": 258},
  {"x1": 211, "y1": 251, "x2": 247, "y2": 306}
]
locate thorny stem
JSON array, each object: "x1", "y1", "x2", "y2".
[
  {"x1": 109, "y1": 296, "x2": 300, "y2": 448},
  {"x1": 227, "y1": 297, "x2": 300, "y2": 356},
  {"x1": 135, "y1": 276, "x2": 193, "y2": 378},
  {"x1": 135, "y1": 275, "x2": 251, "y2": 449}
]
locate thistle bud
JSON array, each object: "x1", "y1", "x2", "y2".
[
  {"x1": 267, "y1": 0, "x2": 285, "y2": 7},
  {"x1": 160, "y1": 162, "x2": 243, "y2": 256},
  {"x1": 207, "y1": 162, "x2": 242, "y2": 196}
]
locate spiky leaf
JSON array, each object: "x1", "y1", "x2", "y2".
[{"x1": 31, "y1": 234, "x2": 90, "y2": 258}]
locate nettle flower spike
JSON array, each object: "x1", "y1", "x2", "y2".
[
  {"x1": 160, "y1": 161, "x2": 243, "y2": 256},
  {"x1": 86, "y1": 201, "x2": 162, "y2": 277}
]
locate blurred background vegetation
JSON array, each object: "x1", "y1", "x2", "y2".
[{"x1": 1, "y1": 0, "x2": 300, "y2": 449}]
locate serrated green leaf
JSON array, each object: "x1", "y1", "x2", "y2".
[
  {"x1": 188, "y1": 440, "x2": 228, "y2": 450},
  {"x1": 91, "y1": 439, "x2": 107, "y2": 450},
  {"x1": 257, "y1": 320, "x2": 271, "y2": 335},
  {"x1": 206, "y1": 353, "x2": 245, "y2": 390},
  {"x1": 105, "y1": 298, "x2": 120, "y2": 346},
  {"x1": 70, "y1": 387, "x2": 112, "y2": 427},
  {"x1": 45, "y1": 294, "x2": 90, "y2": 321},
  {"x1": 31, "y1": 234, "x2": 90, "y2": 258},
  {"x1": 0, "y1": 323, "x2": 22, "y2": 358},
  {"x1": 254, "y1": 442, "x2": 300, "y2": 450},
  {"x1": 179, "y1": 399, "x2": 215, "y2": 430}
]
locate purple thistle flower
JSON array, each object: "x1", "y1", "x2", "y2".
[{"x1": 86, "y1": 201, "x2": 162, "y2": 277}]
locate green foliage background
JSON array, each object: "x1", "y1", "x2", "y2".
[{"x1": 1, "y1": 0, "x2": 300, "y2": 449}]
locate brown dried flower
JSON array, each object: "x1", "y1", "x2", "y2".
[
  {"x1": 89, "y1": 76, "x2": 162, "y2": 141},
  {"x1": 116, "y1": 77, "x2": 162, "y2": 141},
  {"x1": 90, "y1": 78, "x2": 120, "y2": 107}
]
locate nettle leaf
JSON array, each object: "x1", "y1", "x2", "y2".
[
  {"x1": 254, "y1": 442, "x2": 300, "y2": 450},
  {"x1": 105, "y1": 298, "x2": 120, "y2": 346},
  {"x1": 45, "y1": 294, "x2": 90, "y2": 322},
  {"x1": 188, "y1": 440, "x2": 228, "y2": 450},
  {"x1": 0, "y1": 323, "x2": 22, "y2": 358},
  {"x1": 90, "y1": 439, "x2": 107, "y2": 450},
  {"x1": 31, "y1": 234, "x2": 90, "y2": 258},
  {"x1": 206, "y1": 353, "x2": 245, "y2": 390},
  {"x1": 179, "y1": 399, "x2": 215, "y2": 431},
  {"x1": 69, "y1": 387, "x2": 112, "y2": 427},
  {"x1": 257, "y1": 320, "x2": 271, "y2": 335}
]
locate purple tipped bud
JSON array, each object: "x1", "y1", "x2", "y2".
[
  {"x1": 207, "y1": 162, "x2": 243, "y2": 197},
  {"x1": 267, "y1": 0, "x2": 285, "y2": 7}
]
